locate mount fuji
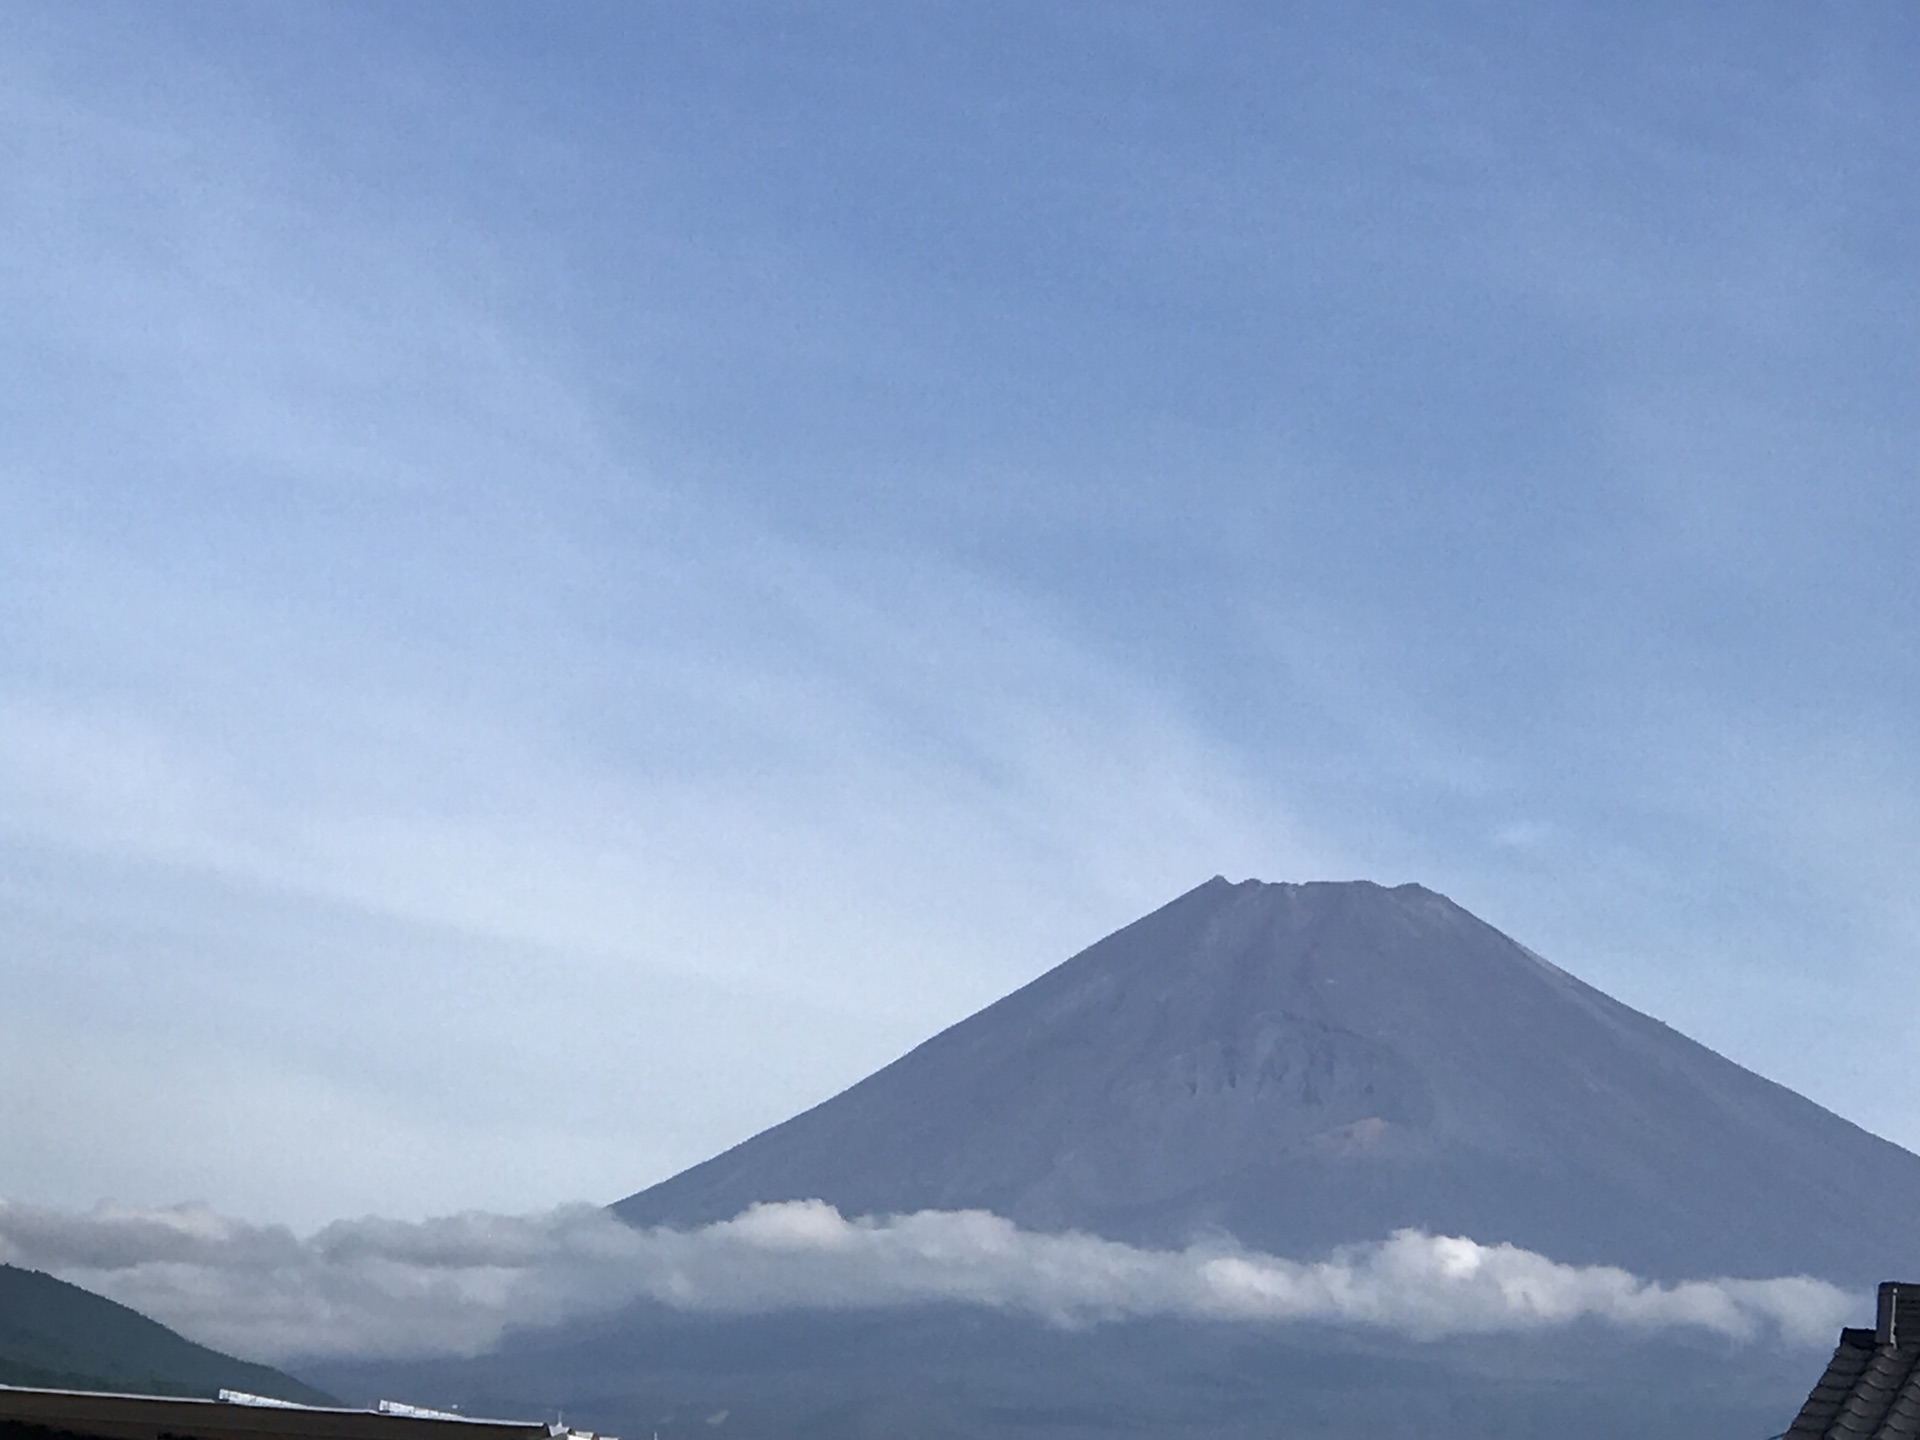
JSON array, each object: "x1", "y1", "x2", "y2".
[
  {"x1": 311, "y1": 878, "x2": 1920, "y2": 1439},
  {"x1": 616, "y1": 877, "x2": 1920, "y2": 1283}
]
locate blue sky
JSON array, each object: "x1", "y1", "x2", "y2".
[{"x1": 2, "y1": 1, "x2": 1917, "y2": 1229}]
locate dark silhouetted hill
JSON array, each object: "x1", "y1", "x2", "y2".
[{"x1": 0, "y1": 1263, "x2": 331, "y2": 1404}]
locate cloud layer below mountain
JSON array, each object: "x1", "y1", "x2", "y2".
[{"x1": 0, "y1": 1197, "x2": 1854, "y2": 1363}]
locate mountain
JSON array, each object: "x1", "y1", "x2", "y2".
[
  {"x1": 617, "y1": 876, "x2": 1920, "y2": 1283},
  {"x1": 0, "y1": 1262, "x2": 332, "y2": 1403},
  {"x1": 313, "y1": 877, "x2": 1909, "y2": 1439},
  {"x1": 308, "y1": 1298, "x2": 1817, "y2": 1440}
]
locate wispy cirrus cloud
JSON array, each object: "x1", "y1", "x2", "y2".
[
  {"x1": 5, "y1": 2, "x2": 1920, "y2": 1240},
  {"x1": 0, "y1": 24, "x2": 1341, "y2": 1227}
]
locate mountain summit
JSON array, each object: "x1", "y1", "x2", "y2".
[{"x1": 616, "y1": 878, "x2": 1920, "y2": 1282}]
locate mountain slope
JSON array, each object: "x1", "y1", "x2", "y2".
[
  {"x1": 617, "y1": 877, "x2": 1920, "y2": 1282},
  {"x1": 0, "y1": 1262, "x2": 332, "y2": 1403},
  {"x1": 308, "y1": 1299, "x2": 1817, "y2": 1440}
]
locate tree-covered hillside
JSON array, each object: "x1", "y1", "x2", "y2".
[{"x1": 0, "y1": 1264, "x2": 331, "y2": 1405}]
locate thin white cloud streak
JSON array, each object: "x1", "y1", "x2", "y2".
[
  {"x1": 7, "y1": 8, "x2": 1920, "y2": 1239},
  {"x1": 0, "y1": 1198, "x2": 1854, "y2": 1364},
  {"x1": 0, "y1": 34, "x2": 1327, "y2": 978},
  {"x1": 0, "y1": 39, "x2": 1338, "y2": 1226}
]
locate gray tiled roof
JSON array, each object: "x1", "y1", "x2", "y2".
[{"x1": 1789, "y1": 1287, "x2": 1920, "y2": 1440}]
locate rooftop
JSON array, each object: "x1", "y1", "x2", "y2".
[
  {"x1": 1788, "y1": 1283, "x2": 1920, "y2": 1440},
  {"x1": 0, "y1": 1387, "x2": 613, "y2": 1440}
]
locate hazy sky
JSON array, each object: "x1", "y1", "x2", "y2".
[{"x1": 3, "y1": 2, "x2": 1916, "y2": 1231}]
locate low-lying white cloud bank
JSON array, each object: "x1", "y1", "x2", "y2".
[{"x1": 0, "y1": 1197, "x2": 1855, "y2": 1363}]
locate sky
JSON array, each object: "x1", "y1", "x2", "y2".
[{"x1": 2, "y1": 1, "x2": 1918, "y2": 1234}]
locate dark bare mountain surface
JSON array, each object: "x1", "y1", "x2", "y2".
[{"x1": 617, "y1": 877, "x2": 1920, "y2": 1282}]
